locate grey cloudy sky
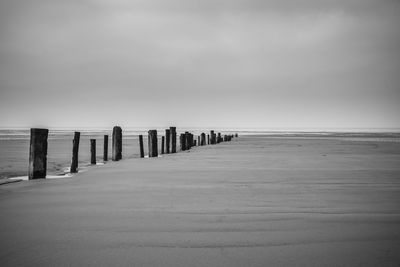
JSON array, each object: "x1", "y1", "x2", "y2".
[{"x1": 0, "y1": 0, "x2": 399, "y2": 129}]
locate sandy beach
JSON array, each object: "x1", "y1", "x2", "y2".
[{"x1": 0, "y1": 136, "x2": 399, "y2": 266}]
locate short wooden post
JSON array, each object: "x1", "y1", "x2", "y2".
[
  {"x1": 170, "y1": 127, "x2": 176, "y2": 153},
  {"x1": 194, "y1": 140, "x2": 197, "y2": 146},
  {"x1": 90, "y1": 139, "x2": 96, "y2": 165},
  {"x1": 148, "y1": 130, "x2": 158, "y2": 157},
  {"x1": 197, "y1": 136, "x2": 200, "y2": 146},
  {"x1": 161, "y1": 136, "x2": 165, "y2": 154},
  {"x1": 70, "y1": 131, "x2": 80, "y2": 173},
  {"x1": 103, "y1": 135, "x2": 108, "y2": 161},
  {"x1": 201, "y1": 133, "x2": 206, "y2": 146},
  {"x1": 165, "y1": 129, "x2": 170, "y2": 154},
  {"x1": 28, "y1": 128, "x2": 49, "y2": 179},
  {"x1": 210, "y1": 130, "x2": 216, "y2": 144},
  {"x1": 139, "y1": 135, "x2": 144, "y2": 158},
  {"x1": 112, "y1": 126, "x2": 122, "y2": 161},
  {"x1": 207, "y1": 134, "x2": 210, "y2": 145},
  {"x1": 217, "y1": 133, "x2": 222, "y2": 143},
  {"x1": 235, "y1": 133, "x2": 238, "y2": 138}
]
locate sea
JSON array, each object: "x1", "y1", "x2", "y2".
[{"x1": 1, "y1": 127, "x2": 399, "y2": 179}]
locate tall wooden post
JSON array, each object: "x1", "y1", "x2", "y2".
[
  {"x1": 165, "y1": 129, "x2": 170, "y2": 154},
  {"x1": 148, "y1": 130, "x2": 158, "y2": 157},
  {"x1": 28, "y1": 128, "x2": 48, "y2": 180},
  {"x1": 207, "y1": 134, "x2": 210, "y2": 145},
  {"x1": 139, "y1": 135, "x2": 144, "y2": 158},
  {"x1": 70, "y1": 131, "x2": 80, "y2": 173},
  {"x1": 103, "y1": 135, "x2": 108, "y2": 161},
  {"x1": 180, "y1": 133, "x2": 186, "y2": 151},
  {"x1": 197, "y1": 136, "x2": 200, "y2": 146},
  {"x1": 112, "y1": 126, "x2": 122, "y2": 161},
  {"x1": 185, "y1": 132, "x2": 190, "y2": 150},
  {"x1": 90, "y1": 139, "x2": 96, "y2": 165},
  {"x1": 170, "y1": 127, "x2": 176, "y2": 153},
  {"x1": 161, "y1": 136, "x2": 165, "y2": 154}
]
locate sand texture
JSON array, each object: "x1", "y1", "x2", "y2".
[{"x1": 1, "y1": 136, "x2": 400, "y2": 266}]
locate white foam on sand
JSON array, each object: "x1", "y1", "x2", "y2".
[{"x1": 10, "y1": 173, "x2": 73, "y2": 181}]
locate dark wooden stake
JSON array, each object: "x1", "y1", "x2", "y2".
[
  {"x1": 170, "y1": 127, "x2": 176, "y2": 153},
  {"x1": 207, "y1": 134, "x2": 210, "y2": 145},
  {"x1": 103, "y1": 135, "x2": 108, "y2": 161},
  {"x1": 161, "y1": 136, "x2": 165, "y2": 154},
  {"x1": 112, "y1": 126, "x2": 122, "y2": 161},
  {"x1": 28, "y1": 128, "x2": 48, "y2": 179},
  {"x1": 139, "y1": 135, "x2": 144, "y2": 158},
  {"x1": 165, "y1": 129, "x2": 170, "y2": 154},
  {"x1": 197, "y1": 136, "x2": 200, "y2": 146},
  {"x1": 90, "y1": 139, "x2": 96, "y2": 165},
  {"x1": 201, "y1": 133, "x2": 206, "y2": 146},
  {"x1": 70, "y1": 131, "x2": 80, "y2": 173},
  {"x1": 180, "y1": 133, "x2": 186, "y2": 151},
  {"x1": 148, "y1": 130, "x2": 158, "y2": 157},
  {"x1": 210, "y1": 130, "x2": 216, "y2": 144}
]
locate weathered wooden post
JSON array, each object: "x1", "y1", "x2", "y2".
[
  {"x1": 70, "y1": 131, "x2": 80, "y2": 173},
  {"x1": 103, "y1": 135, "x2": 108, "y2": 161},
  {"x1": 28, "y1": 128, "x2": 48, "y2": 179},
  {"x1": 201, "y1": 133, "x2": 206, "y2": 146},
  {"x1": 180, "y1": 133, "x2": 186, "y2": 151},
  {"x1": 185, "y1": 132, "x2": 191, "y2": 150},
  {"x1": 139, "y1": 135, "x2": 144, "y2": 158},
  {"x1": 90, "y1": 139, "x2": 96, "y2": 165},
  {"x1": 170, "y1": 127, "x2": 176, "y2": 153},
  {"x1": 197, "y1": 136, "x2": 200, "y2": 146},
  {"x1": 194, "y1": 140, "x2": 197, "y2": 146},
  {"x1": 207, "y1": 134, "x2": 210, "y2": 145},
  {"x1": 161, "y1": 136, "x2": 165, "y2": 154},
  {"x1": 165, "y1": 129, "x2": 170, "y2": 154},
  {"x1": 235, "y1": 133, "x2": 238, "y2": 138},
  {"x1": 217, "y1": 133, "x2": 222, "y2": 143},
  {"x1": 148, "y1": 130, "x2": 158, "y2": 157},
  {"x1": 210, "y1": 130, "x2": 216, "y2": 144},
  {"x1": 112, "y1": 126, "x2": 122, "y2": 161}
]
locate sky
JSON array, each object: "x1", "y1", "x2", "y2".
[{"x1": 0, "y1": 0, "x2": 399, "y2": 130}]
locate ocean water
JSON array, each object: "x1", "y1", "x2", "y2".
[{"x1": 0, "y1": 128, "x2": 399, "y2": 179}]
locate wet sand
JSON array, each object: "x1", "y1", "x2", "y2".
[{"x1": 0, "y1": 136, "x2": 400, "y2": 266}]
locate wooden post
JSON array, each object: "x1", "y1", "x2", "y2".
[
  {"x1": 170, "y1": 127, "x2": 176, "y2": 153},
  {"x1": 70, "y1": 131, "x2": 80, "y2": 173},
  {"x1": 180, "y1": 133, "x2": 186, "y2": 151},
  {"x1": 185, "y1": 132, "x2": 190, "y2": 150},
  {"x1": 217, "y1": 133, "x2": 222, "y2": 143},
  {"x1": 139, "y1": 135, "x2": 144, "y2": 158},
  {"x1": 103, "y1": 135, "x2": 108, "y2": 161},
  {"x1": 207, "y1": 134, "x2": 210, "y2": 145},
  {"x1": 235, "y1": 133, "x2": 238, "y2": 138},
  {"x1": 194, "y1": 139, "x2": 197, "y2": 146},
  {"x1": 148, "y1": 130, "x2": 158, "y2": 157},
  {"x1": 197, "y1": 136, "x2": 200, "y2": 146},
  {"x1": 161, "y1": 136, "x2": 165, "y2": 154},
  {"x1": 210, "y1": 130, "x2": 216, "y2": 144},
  {"x1": 112, "y1": 126, "x2": 122, "y2": 161},
  {"x1": 201, "y1": 133, "x2": 206, "y2": 146},
  {"x1": 165, "y1": 129, "x2": 170, "y2": 154},
  {"x1": 28, "y1": 128, "x2": 48, "y2": 180},
  {"x1": 90, "y1": 139, "x2": 96, "y2": 165}
]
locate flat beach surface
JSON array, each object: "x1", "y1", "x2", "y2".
[{"x1": 1, "y1": 136, "x2": 400, "y2": 266}]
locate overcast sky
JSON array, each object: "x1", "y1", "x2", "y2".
[{"x1": 0, "y1": 0, "x2": 399, "y2": 130}]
